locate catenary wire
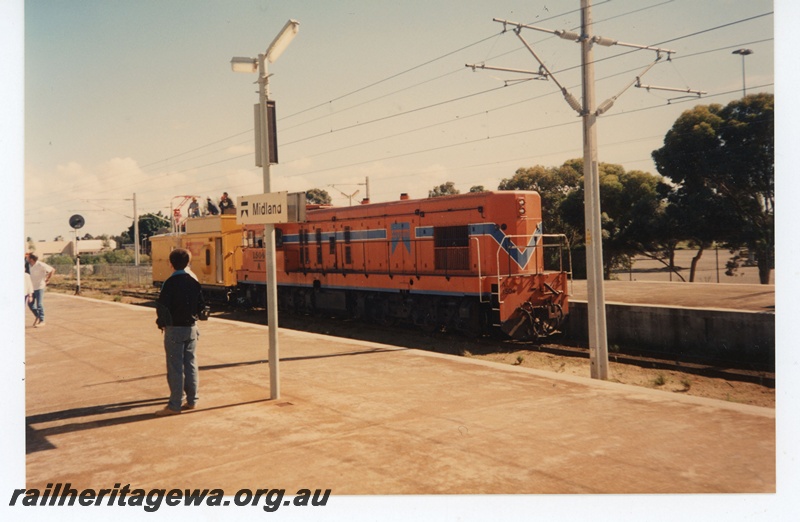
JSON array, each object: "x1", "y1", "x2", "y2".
[{"x1": 26, "y1": 6, "x2": 773, "y2": 223}]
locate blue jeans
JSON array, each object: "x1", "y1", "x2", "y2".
[
  {"x1": 163, "y1": 326, "x2": 199, "y2": 411},
  {"x1": 28, "y1": 289, "x2": 45, "y2": 322}
]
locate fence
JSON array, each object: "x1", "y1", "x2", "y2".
[{"x1": 53, "y1": 263, "x2": 153, "y2": 287}]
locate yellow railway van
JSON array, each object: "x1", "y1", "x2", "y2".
[{"x1": 150, "y1": 215, "x2": 244, "y2": 300}]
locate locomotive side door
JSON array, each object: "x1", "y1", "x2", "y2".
[{"x1": 215, "y1": 237, "x2": 223, "y2": 283}]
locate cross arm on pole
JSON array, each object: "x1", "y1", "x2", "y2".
[
  {"x1": 511, "y1": 27, "x2": 583, "y2": 114},
  {"x1": 595, "y1": 55, "x2": 662, "y2": 115},
  {"x1": 465, "y1": 62, "x2": 548, "y2": 79}
]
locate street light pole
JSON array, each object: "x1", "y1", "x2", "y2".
[
  {"x1": 232, "y1": 19, "x2": 299, "y2": 401},
  {"x1": 257, "y1": 52, "x2": 282, "y2": 400},
  {"x1": 732, "y1": 48, "x2": 753, "y2": 97}
]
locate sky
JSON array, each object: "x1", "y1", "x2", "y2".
[
  {"x1": 18, "y1": 0, "x2": 777, "y2": 243},
  {"x1": 3, "y1": 1, "x2": 799, "y2": 520}
]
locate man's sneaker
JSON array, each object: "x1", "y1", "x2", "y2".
[
  {"x1": 154, "y1": 407, "x2": 180, "y2": 417},
  {"x1": 182, "y1": 402, "x2": 196, "y2": 411}
]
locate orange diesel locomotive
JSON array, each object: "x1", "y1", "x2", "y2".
[{"x1": 152, "y1": 190, "x2": 570, "y2": 340}]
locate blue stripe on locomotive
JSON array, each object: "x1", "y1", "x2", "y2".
[{"x1": 279, "y1": 222, "x2": 542, "y2": 270}]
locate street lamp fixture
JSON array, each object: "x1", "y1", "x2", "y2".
[
  {"x1": 230, "y1": 57, "x2": 257, "y2": 73},
  {"x1": 732, "y1": 48, "x2": 753, "y2": 97},
  {"x1": 266, "y1": 19, "x2": 300, "y2": 64},
  {"x1": 230, "y1": 19, "x2": 300, "y2": 401}
]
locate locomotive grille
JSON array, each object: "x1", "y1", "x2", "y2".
[{"x1": 434, "y1": 225, "x2": 470, "y2": 271}]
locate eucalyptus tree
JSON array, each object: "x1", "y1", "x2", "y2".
[{"x1": 652, "y1": 93, "x2": 774, "y2": 283}]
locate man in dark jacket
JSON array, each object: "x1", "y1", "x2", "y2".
[
  {"x1": 219, "y1": 191, "x2": 235, "y2": 214},
  {"x1": 154, "y1": 248, "x2": 205, "y2": 416}
]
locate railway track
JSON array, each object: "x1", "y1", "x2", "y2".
[
  {"x1": 50, "y1": 282, "x2": 159, "y2": 301},
  {"x1": 50, "y1": 281, "x2": 774, "y2": 389},
  {"x1": 118, "y1": 289, "x2": 160, "y2": 300}
]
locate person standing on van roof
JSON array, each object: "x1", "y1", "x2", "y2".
[
  {"x1": 188, "y1": 197, "x2": 200, "y2": 218},
  {"x1": 206, "y1": 197, "x2": 219, "y2": 215},
  {"x1": 219, "y1": 192, "x2": 235, "y2": 214}
]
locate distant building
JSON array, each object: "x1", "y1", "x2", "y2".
[
  {"x1": 76, "y1": 239, "x2": 117, "y2": 254},
  {"x1": 28, "y1": 241, "x2": 72, "y2": 257},
  {"x1": 27, "y1": 239, "x2": 117, "y2": 258}
]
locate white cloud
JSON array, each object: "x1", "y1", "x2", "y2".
[{"x1": 23, "y1": 157, "x2": 176, "y2": 240}]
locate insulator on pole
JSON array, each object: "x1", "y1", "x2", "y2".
[
  {"x1": 555, "y1": 29, "x2": 580, "y2": 41},
  {"x1": 593, "y1": 36, "x2": 617, "y2": 47},
  {"x1": 564, "y1": 91, "x2": 583, "y2": 113},
  {"x1": 596, "y1": 98, "x2": 615, "y2": 115}
]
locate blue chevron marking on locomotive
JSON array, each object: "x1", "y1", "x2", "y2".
[
  {"x1": 468, "y1": 222, "x2": 543, "y2": 269},
  {"x1": 391, "y1": 223, "x2": 411, "y2": 254}
]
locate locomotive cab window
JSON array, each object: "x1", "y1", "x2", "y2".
[
  {"x1": 275, "y1": 228, "x2": 283, "y2": 248},
  {"x1": 434, "y1": 225, "x2": 470, "y2": 271}
]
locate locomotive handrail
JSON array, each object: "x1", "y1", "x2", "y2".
[
  {"x1": 493, "y1": 233, "x2": 573, "y2": 304},
  {"x1": 545, "y1": 233, "x2": 573, "y2": 296},
  {"x1": 494, "y1": 235, "x2": 516, "y2": 305},
  {"x1": 471, "y1": 236, "x2": 488, "y2": 303}
]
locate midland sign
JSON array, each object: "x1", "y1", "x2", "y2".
[{"x1": 236, "y1": 191, "x2": 307, "y2": 225}]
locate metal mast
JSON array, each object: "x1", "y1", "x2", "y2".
[
  {"x1": 580, "y1": 0, "x2": 608, "y2": 379},
  {"x1": 469, "y1": 1, "x2": 699, "y2": 379}
]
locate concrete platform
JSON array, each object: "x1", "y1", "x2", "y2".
[
  {"x1": 569, "y1": 280, "x2": 774, "y2": 312},
  {"x1": 19, "y1": 292, "x2": 776, "y2": 499}
]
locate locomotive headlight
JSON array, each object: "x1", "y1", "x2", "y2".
[{"x1": 517, "y1": 197, "x2": 526, "y2": 216}]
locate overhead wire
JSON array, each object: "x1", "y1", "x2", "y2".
[
  {"x1": 365, "y1": 82, "x2": 774, "y2": 200},
  {"x1": 66, "y1": 27, "x2": 773, "y2": 209},
  {"x1": 277, "y1": 1, "x2": 605, "y2": 123},
  {"x1": 55, "y1": 0, "x2": 678, "y2": 196},
  {"x1": 27, "y1": 5, "x2": 773, "y2": 224},
  {"x1": 281, "y1": 81, "x2": 771, "y2": 182},
  {"x1": 138, "y1": 129, "x2": 253, "y2": 169},
  {"x1": 277, "y1": 36, "x2": 774, "y2": 171},
  {"x1": 28, "y1": 9, "x2": 579, "y2": 209}
]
